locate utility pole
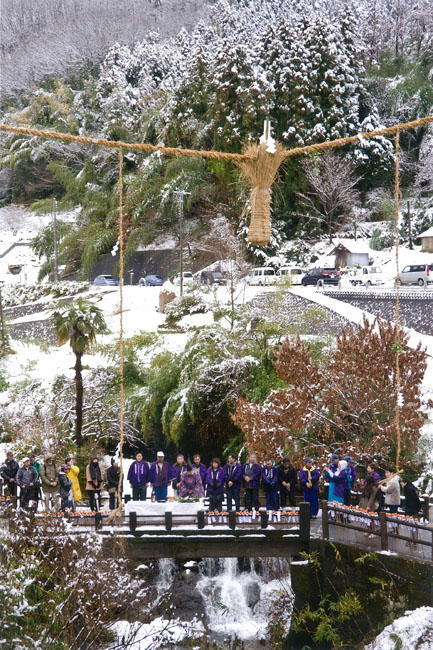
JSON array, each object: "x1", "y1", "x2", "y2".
[
  {"x1": 174, "y1": 190, "x2": 190, "y2": 297},
  {"x1": 52, "y1": 198, "x2": 59, "y2": 282},
  {"x1": 407, "y1": 200, "x2": 413, "y2": 250}
]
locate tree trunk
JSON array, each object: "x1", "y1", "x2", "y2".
[{"x1": 74, "y1": 351, "x2": 83, "y2": 447}]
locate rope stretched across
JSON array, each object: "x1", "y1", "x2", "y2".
[{"x1": 393, "y1": 131, "x2": 402, "y2": 472}]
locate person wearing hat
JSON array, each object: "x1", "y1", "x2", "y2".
[
  {"x1": 149, "y1": 452, "x2": 171, "y2": 502},
  {"x1": 323, "y1": 454, "x2": 340, "y2": 502},
  {"x1": 299, "y1": 458, "x2": 320, "y2": 518},
  {"x1": 85, "y1": 455, "x2": 105, "y2": 512},
  {"x1": 16, "y1": 458, "x2": 39, "y2": 509},
  {"x1": 58, "y1": 464, "x2": 73, "y2": 512},
  {"x1": 343, "y1": 456, "x2": 357, "y2": 506},
  {"x1": 65, "y1": 457, "x2": 82, "y2": 506},
  {"x1": 40, "y1": 455, "x2": 59, "y2": 511},
  {"x1": 1, "y1": 452, "x2": 19, "y2": 501}
]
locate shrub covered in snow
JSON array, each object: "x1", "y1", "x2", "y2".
[
  {"x1": 2, "y1": 282, "x2": 89, "y2": 307},
  {"x1": 164, "y1": 294, "x2": 210, "y2": 327}
]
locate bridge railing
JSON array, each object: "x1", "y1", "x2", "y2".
[{"x1": 322, "y1": 500, "x2": 433, "y2": 561}]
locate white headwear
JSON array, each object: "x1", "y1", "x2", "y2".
[{"x1": 157, "y1": 451, "x2": 165, "y2": 457}]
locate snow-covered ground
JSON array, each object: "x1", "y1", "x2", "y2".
[{"x1": 364, "y1": 607, "x2": 433, "y2": 650}]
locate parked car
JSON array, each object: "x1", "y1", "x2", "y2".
[
  {"x1": 93, "y1": 274, "x2": 119, "y2": 286},
  {"x1": 301, "y1": 267, "x2": 340, "y2": 286},
  {"x1": 247, "y1": 267, "x2": 277, "y2": 286},
  {"x1": 398, "y1": 263, "x2": 433, "y2": 287},
  {"x1": 172, "y1": 271, "x2": 194, "y2": 286},
  {"x1": 139, "y1": 274, "x2": 164, "y2": 286},
  {"x1": 276, "y1": 266, "x2": 305, "y2": 285},
  {"x1": 199, "y1": 270, "x2": 227, "y2": 285},
  {"x1": 351, "y1": 266, "x2": 386, "y2": 287}
]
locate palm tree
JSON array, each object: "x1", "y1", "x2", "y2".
[{"x1": 52, "y1": 298, "x2": 108, "y2": 446}]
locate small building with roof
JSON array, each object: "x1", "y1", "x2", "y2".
[
  {"x1": 418, "y1": 226, "x2": 433, "y2": 253},
  {"x1": 330, "y1": 239, "x2": 371, "y2": 268}
]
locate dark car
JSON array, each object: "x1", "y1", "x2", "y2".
[
  {"x1": 301, "y1": 267, "x2": 340, "y2": 286},
  {"x1": 93, "y1": 274, "x2": 119, "y2": 286},
  {"x1": 139, "y1": 274, "x2": 164, "y2": 286},
  {"x1": 200, "y1": 270, "x2": 227, "y2": 285}
]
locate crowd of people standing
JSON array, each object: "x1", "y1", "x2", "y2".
[{"x1": 0, "y1": 449, "x2": 423, "y2": 518}]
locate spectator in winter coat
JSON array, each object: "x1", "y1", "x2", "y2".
[
  {"x1": 1, "y1": 452, "x2": 19, "y2": 499},
  {"x1": 359, "y1": 475, "x2": 380, "y2": 512},
  {"x1": 380, "y1": 468, "x2": 401, "y2": 514},
  {"x1": 223, "y1": 454, "x2": 243, "y2": 511},
  {"x1": 192, "y1": 454, "x2": 207, "y2": 488},
  {"x1": 65, "y1": 457, "x2": 82, "y2": 504},
  {"x1": 127, "y1": 452, "x2": 149, "y2": 501},
  {"x1": 178, "y1": 464, "x2": 204, "y2": 498},
  {"x1": 327, "y1": 460, "x2": 348, "y2": 505},
  {"x1": 401, "y1": 478, "x2": 421, "y2": 517},
  {"x1": 29, "y1": 453, "x2": 41, "y2": 506},
  {"x1": 299, "y1": 458, "x2": 320, "y2": 518},
  {"x1": 86, "y1": 456, "x2": 104, "y2": 512},
  {"x1": 16, "y1": 459, "x2": 39, "y2": 509},
  {"x1": 107, "y1": 458, "x2": 122, "y2": 510},
  {"x1": 58, "y1": 465, "x2": 73, "y2": 512},
  {"x1": 278, "y1": 458, "x2": 297, "y2": 507},
  {"x1": 171, "y1": 454, "x2": 188, "y2": 494},
  {"x1": 366, "y1": 463, "x2": 381, "y2": 483},
  {"x1": 150, "y1": 452, "x2": 172, "y2": 502},
  {"x1": 262, "y1": 459, "x2": 279, "y2": 511},
  {"x1": 243, "y1": 453, "x2": 262, "y2": 511},
  {"x1": 343, "y1": 456, "x2": 357, "y2": 506},
  {"x1": 324, "y1": 454, "x2": 340, "y2": 502},
  {"x1": 206, "y1": 459, "x2": 225, "y2": 512},
  {"x1": 40, "y1": 456, "x2": 58, "y2": 511}
]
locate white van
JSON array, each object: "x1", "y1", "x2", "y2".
[
  {"x1": 247, "y1": 267, "x2": 277, "y2": 286},
  {"x1": 399, "y1": 263, "x2": 433, "y2": 287},
  {"x1": 276, "y1": 266, "x2": 305, "y2": 285},
  {"x1": 351, "y1": 266, "x2": 386, "y2": 287}
]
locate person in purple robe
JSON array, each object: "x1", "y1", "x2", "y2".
[
  {"x1": 192, "y1": 454, "x2": 207, "y2": 488},
  {"x1": 178, "y1": 464, "x2": 204, "y2": 498},
  {"x1": 261, "y1": 459, "x2": 279, "y2": 511},
  {"x1": 149, "y1": 452, "x2": 172, "y2": 501},
  {"x1": 127, "y1": 452, "x2": 149, "y2": 501},
  {"x1": 243, "y1": 453, "x2": 262, "y2": 510},
  {"x1": 171, "y1": 454, "x2": 187, "y2": 495},
  {"x1": 328, "y1": 460, "x2": 349, "y2": 504},
  {"x1": 299, "y1": 458, "x2": 320, "y2": 518},
  {"x1": 205, "y1": 458, "x2": 225, "y2": 512},
  {"x1": 343, "y1": 456, "x2": 357, "y2": 505},
  {"x1": 223, "y1": 454, "x2": 243, "y2": 511}
]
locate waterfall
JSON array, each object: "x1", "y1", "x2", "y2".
[{"x1": 195, "y1": 557, "x2": 292, "y2": 642}]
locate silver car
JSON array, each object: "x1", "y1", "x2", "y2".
[{"x1": 399, "y1": 263, "x2": 433, "y2": 287}]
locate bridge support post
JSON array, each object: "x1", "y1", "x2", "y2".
[
  {"x1": 321, "y1": 500, "x2": 329, "y2": 540},
  {"x1": 228, "y1": 510, "x2": 236, "y2": 530},
  {"x1": 260, "y1": 508, "x2": 268, "y2": 529},
  {"x1": 379, "y1": 512, "x2": 389, "y2": 551},
  {"x1": 165, "y1": 511, "x2": 173, "y2": 532},
  {"x1": 124, "y1": 494, "x2": 131, "y2": 505},
  {"x1": 129, "y1": 511, "x2": 137, "y2": 534},
  {"x1": 197, "y1": 510, "x2": 205, "y2": 529},
  {"x1": 299, "y1": 501, "x2": 310, "y2": 552},
  {"x1": 95, "y1": 512, "x2": 103, "y2": 531}
]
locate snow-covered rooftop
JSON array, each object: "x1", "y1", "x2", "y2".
[{"x1": 418, "y1": 226, "x2": 433, "y2": 238}]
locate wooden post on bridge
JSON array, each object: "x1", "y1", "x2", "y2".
[
  {"x1": 95, "y1": 512, "x2": 103, "y2": 531},
  {"x1": 197, "y1": 510, "x2": 205, "y2": 529},
  {"x1": 379, "y1": 512, "x2": 389, "y2": 551},
  {"x1": 228, "y1": 510, "x2": 236, "y2": 530},
  {"x1": 260, "y1": 508, "x2": 268, "y2": 529},
  {"x1": 321, "y1": 500, "x2": 329, "y2": 540},
  {"x1": 299, "y1": 502, "x2": 311, "y2": 552},
  {"x1": 165, "y1": 511, "x2": 173, "y2": 532},
  {"x1": 129, "y1": 511, "x2": 137, "y2": 534}
]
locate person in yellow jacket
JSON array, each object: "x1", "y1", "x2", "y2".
[{"x1": 65, "y1": 457, "x2": 82, "y2": 504}]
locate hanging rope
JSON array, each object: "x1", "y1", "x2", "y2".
[
  {"x1": 115, "y1": 148, "x2": 126, "y2": 516},
  {"x1": 393, "y1": 130, "x2": 402, "y2": 472}
]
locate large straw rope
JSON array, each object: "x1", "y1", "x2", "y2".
[{"x1": 393, "y1": 131, "x2": 402, "y2": 472}]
